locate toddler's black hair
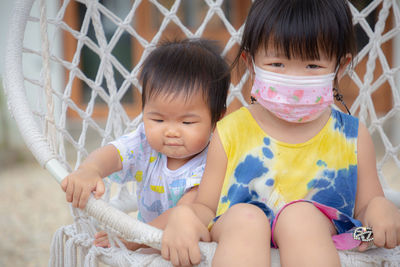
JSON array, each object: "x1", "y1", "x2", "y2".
[
  {"x1": 140, "y1": 38, "x2": 230, "y2": 126},
  {"x1": 234, "y1": 0, "x2": 357, "y2": 67}
]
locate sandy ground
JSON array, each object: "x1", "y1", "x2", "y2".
[{"x1": 0, "y1": 162, "x2": 73, "y2": 267}]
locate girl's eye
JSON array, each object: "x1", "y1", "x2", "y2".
[
  {"x1": 270, "y1": 63, "x2": 284, "y2": 68},
  {"x1": 307, "y1": 64, "x2": 321, "y2": 69},
  {"x1": 183, "y1": 121, "x2": 195, "y2": 125},
  {"x1": 153, "y1": 119, "x2": 163, "y2": 123}
]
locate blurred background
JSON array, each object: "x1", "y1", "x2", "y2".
[
  {"x1": 0, "y1": 0, "x2": 399, "y2": 266},
  {"x1": 0, "y1": 3, "x2": 72, "y2": 267}
]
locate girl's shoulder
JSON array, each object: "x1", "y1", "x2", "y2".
[
  {"x1": 217, "y1": 106, "x2": 262, "y2": 134},
  {"x1": 330, "y1": 108, "x2": 359, "y2": 138},
  {"x1": 331, "y1": 108, "x2": 358, "y2": 121},
  {"x1": 218, "y1": 106, "x2": 254, "y2": 125}
]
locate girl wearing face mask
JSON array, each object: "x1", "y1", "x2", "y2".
[{"x1": 161, "y1": 1, "x2": 400, "y2": 266}]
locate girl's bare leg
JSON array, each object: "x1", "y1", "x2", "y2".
[
  {"x1": 273, "y1": 202, "x2": 340, "y2": 267},
  {"x1": 210, "y1": 203, "x2": 271, "y2": 267}
]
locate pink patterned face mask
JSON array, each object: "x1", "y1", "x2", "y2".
[{"x1": 251, "y1": 65, "x2": 336, "y2": 123}]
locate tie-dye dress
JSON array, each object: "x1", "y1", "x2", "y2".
[{"x1": 213, "y1": 107, "x2": 362, "y2": 249}]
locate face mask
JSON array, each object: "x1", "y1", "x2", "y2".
[{"x1": 251, "y1": 64, "x2": 336, "y2": 123}]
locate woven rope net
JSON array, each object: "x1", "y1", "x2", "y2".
[{"x1": 3, "y1": 0, "x2": 400, "y2": 266}]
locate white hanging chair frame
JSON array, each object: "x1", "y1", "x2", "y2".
[{"x1": 3, "y1": 0, "x2": 400, "y2": 266}]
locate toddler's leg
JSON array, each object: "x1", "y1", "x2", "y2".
[
  {"x1": 273, "y1": 202, "x2": 340, "y2": 267},
  {"x1": 210, "y1": 203, "x2": 271, "y2": 267}
]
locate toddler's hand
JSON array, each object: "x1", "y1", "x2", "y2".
[
  {"x1": 359, "y1": 196, "x2": 400, "y2": 251},
  {"x1": 94, "y1": 231, "x2": 145, "y2": 251},
  {"x1": 94, "y1": 231, "x2": 112, "y2": 248},
  {"x1": 60, "y1": 166, "x2": 105, "y2": 209},
  {"x1": 161, "y1": 205, "x2": 210, "y2": 267}
]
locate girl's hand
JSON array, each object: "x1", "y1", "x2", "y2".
[
  {"x1": 61, "y1": 166, "x2": 105, "y2": 209},
  {"x1": 94, "y1": 231, "x2": 145, "y2": 251},
  {"x1": 161, "y1": 205, "x2": 211, "y2": 267},
  {"x1": 359, "y1": 196, "x2": 400, "y2": 251}
]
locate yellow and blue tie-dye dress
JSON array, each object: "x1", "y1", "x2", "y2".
[{"x1": 214, "y1": 107, "x2": 362, "y2": 249}]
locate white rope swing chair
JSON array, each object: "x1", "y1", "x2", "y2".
[{"x1": 3, "y1": 0, "x2": 400, "y2": 266}]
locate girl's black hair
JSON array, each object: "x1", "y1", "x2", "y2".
[
  {"x1": 140, "y1": 38, "x2": 230, "y2": 126},
  {"x1": 233, "y1": 0, "x2": 357, "y2": 68}
]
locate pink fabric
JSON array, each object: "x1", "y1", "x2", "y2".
[
  {"x1": 251, "y1": 66, "x2": 335, "y2": 123},
  {"x1": 271, "y1": 200, "x2": 361, "y2": 250}
]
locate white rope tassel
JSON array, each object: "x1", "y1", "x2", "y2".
[
  {"x1": 39, "y1": 0, "x2": 57, "y2": 153},
  {"x1": 65, "y1": 237, "x2": 78, "y2": 267},
  {"x1": 49, "y1": 227, "x2": 65, "y2": 267},
  {"x1": 85, "y1": 247, "x2": 101, "y2": 267}
]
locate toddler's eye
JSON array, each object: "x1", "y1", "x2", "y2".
[
  {"x1": 183, "y1": 121, "x2": 194, "y2": 125},
  {"x1": 153, "y1": 119, "x2": 163, "y2": 123}
]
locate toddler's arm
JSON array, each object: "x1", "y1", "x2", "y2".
[
  {"x1": 61, "y1": 144, "x2": 122, "y2": 209},
  {"x1": 354, "y1": 122, "x2": 400, "y2": 250}
]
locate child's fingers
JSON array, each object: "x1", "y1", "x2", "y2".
[
  {"x1": 65, "y1": 180, "x2": 74, "y2": 203},
  {"x1": 385, "y1": 229, "x2": 397, "y2": 249},
  {"x1": 372, "y1": 226, "x2": 386, "y2": 248},
  {"x1": 357, "y1": 241, "x2": 371, "y2": 252},
  {"x1": 397, "y1": 229, "x2": 400, "y2": 247},
  {"x1": 79, "y1": 188, "x2": 91, "y2": 209},
  {"x1": 94, "y1": 180, "x2": 105, "y2": 199},
  {"x1": 94, "y1": 231, "x2": 108, "y2": 239},
  {"x1": 119, "y1": 238, "x2": 130, "y2": 248},
  {"x1": 188, "y1": 246, "x2": 202, "y2": 266},
  {"x1": 60, "y1": 178, "x2": 68, "y2": 192},
  {"x1": 94, "y1": 237, "x2": 110, "y2": 248},
  {"x1": 161, "y1": 244, "x2": 170, "y2": 261},
  {"x1": 169, "y1": 247, "x2": 181, "y2": 267},
  {"x1": 178, "y1": 249, "x2": 191, "y2": 267},
  {"x1": 94, "y1": 231, "x2": 110, "y2": 247},
  {"x1": 72, "y1": 186, "x2": 83, "y2": 208},
  {"x1": 93, "y1": 236, "x2": 106, "y2": 244},
  {"x1": 199, "y1": 227, "x2": 210, "y2": 242}
]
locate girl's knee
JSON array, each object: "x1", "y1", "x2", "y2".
[
  {"x1": 227, "y1": 203, "x2": 270, "y2": 226},
  {"x1": 211, "y1": 203, "x2": 271, "y2": 242},
  {"x1": 274, "y1": 202, "x2": 336, "y2": 244},
  {"x1": 274, "y1": 202, "x2": 340, "y2": 266}
]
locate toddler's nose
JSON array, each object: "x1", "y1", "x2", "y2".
[{"x1": 165, "y1": 127, "x2": 180, "y2": 137}]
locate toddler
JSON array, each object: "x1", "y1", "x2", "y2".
[{"x1": 61, "y1": 38, "x2": 230, "y2": 250}]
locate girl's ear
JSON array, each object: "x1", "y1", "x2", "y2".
[
  {"x1": 241, "y1": 51, "x2": 254, "y2": 74},
  {"x1": 337, "y1": 53, "x2": 352, "y2": 80}
]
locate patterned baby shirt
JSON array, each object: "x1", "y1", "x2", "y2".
[{"x1": 109, "y1": 123, "x2": 207, "y2": 223}]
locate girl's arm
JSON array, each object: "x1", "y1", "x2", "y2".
[
  {"x1": 190, "y1": 129, "x2": 228, "y2": 224},
  {"x1": 61, "y1": 144, "x2": 122, "y2": 209},
  {"x1": 354, "y1": 122, "x2": 384, "y2": 217},
  {"x1": 161, "y1": 129, "x2": 228, "y2": 266},
  {"x1": 94, "y1": 186, "x2": 200, "y2": 250},
  {"x1": 354, "y1": 122, "x2": 400, "y2": 250}
]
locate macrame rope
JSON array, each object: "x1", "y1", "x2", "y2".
[{"x1": 39, "y1": 0, "x2": 57, "y2": 153}]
